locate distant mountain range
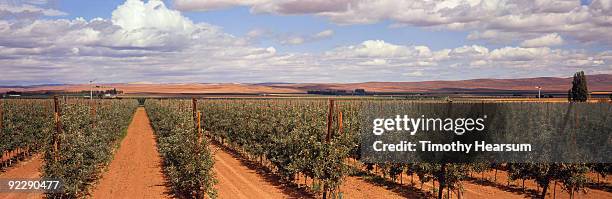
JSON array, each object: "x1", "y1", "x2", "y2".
[
  {"x1": 264, "y1": 74, "x2": 612, "y2": 93},
  {"x1": 1, "y1": 74, "x2": 611, "y2": 94}
]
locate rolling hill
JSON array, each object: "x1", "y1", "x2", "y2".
[{"x1": 1, "y1": 74, "x2": 611, "y2": 95}]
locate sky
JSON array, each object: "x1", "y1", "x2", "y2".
[{"x1": 0, "y1": 0, "x2": 610, "y2": 85}]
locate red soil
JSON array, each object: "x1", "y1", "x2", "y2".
[
  {"x1": 468, "y1": 170, "x2": 612, "y2": 199},
  {"x1": 212, "y1": 145, "x2": 295, "y2": 198},
  {"x1": 0, "y1": 154, "x2": 44, "y2": 199},
  {"x1": 339, "y1": 175, "x2": 408, "y2": 199},
  {"x1": 91, "y1": 107, "x2": 171, "y2": 198},
  {"x1": 214, "y1": 145, "x2": 411, "y2": 199},
  {"x1": 291, "y1": 161, "x2": 413, "y2": 198}
]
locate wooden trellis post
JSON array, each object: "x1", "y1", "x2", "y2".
[
  {"x1": 0, "y1": 99, "x2": 3, "y2": 165},
  {"x1": 192, "y1": 98, "x2": 197, "y2": 129},
  {"x1": 197, "y1": 111, "x2": 203, "y2": 150},
  {"x1": 53, "y1": 96, "x2": 61, "y2": 162},
  {"x1": 0, "y1": 99, "x2": 3, "y2": 135},
  {"x1": 324, "y1": 99, "x2": 335, "y2": 199},
  {"x1": 338, "y1": 111, "x2": 343, "y2": 135},
  {"x1": 192, "y1": 98, "x2": 204, "y2": 153},
  {"x1": 91, "y1": 100, "x2": 97, "y2": 128},
  {"x1": 326, "y1": 99, "x2": 334, "y2": 142}
]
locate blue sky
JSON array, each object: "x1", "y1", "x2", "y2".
[{"x1": 0, "y1": 0, "x2": 610, "y2": 84}]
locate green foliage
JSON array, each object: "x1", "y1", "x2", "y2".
[
  {"x1": 557, "y1": 163, "x2": 589, "y2": 197},
  {"x1": 413, "y1": 162, "x2": 435, "y2": 185},
  {"x1": 569, "y1": 71, "x2": 589, "y2": 102},
  {"x1": 146, "y1": 100, "x2": 216, "y2": 199},
  {"x1": 591, "y1": 163, "x2": 611, "y2": 180},
  {"x1": 470, "y1": 162, "x2": 491, "y2": 179},
  {"x1": 0, "y1": 99, "x2": 54, "y2": 158},
  {"x1": 199, "y1": 99, "x2": 357, "y2": 196},
  {"x1": 5, "y1": 97, "x2": 608, "y2": 199},
  {"x1": 440, "y1": 164, "x2": 469, "y2": 193},
  {"x1": 137, "y1": 98, "x2": 146, "y2": 106},
  {"x1": 43, "y1": 99, "x2": 138, "y2": 198},
  {"x1": 507, "y1": 163, "x2": 590, "y2": 198}
]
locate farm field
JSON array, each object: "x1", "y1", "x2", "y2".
[
  {"x1": 0, "y1": 98, "x2": 610, "y2": 199},
  {"x1": 350, "y1": 162, "x2": 612, "y2": 199},
  {"x1": 3, "y1": 0, "x2": 611, "y2": 198}
]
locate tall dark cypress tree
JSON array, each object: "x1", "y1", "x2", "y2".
[{"x1": 569, "y1": 71, "x2": 589, "y2": 102}]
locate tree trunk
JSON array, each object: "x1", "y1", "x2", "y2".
[
  {"x1": 541, "y1": 180, "x2": 550, "y2": 199},
  {"x1": 494, "y1": 168, "x2": 498, "y2": 182},
  {"x1": 553, "y1": 180, "x2": 557, "y2": 199},
  {"x1": 432, "y1": 180, "x2": 435, "y2": 194},
  {"x1": 457, "y1": 188, "x2": 462, "y2": 199},
  {"x1": 323, "y1": 189, "x2": 327, "y2": 199},
  {"x1": 438, "y1": 163, "x2": 446, "y2": 199}
]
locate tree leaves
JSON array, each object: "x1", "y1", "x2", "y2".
[
  {"x1": 146, "y1": 100, "x2": 216, "y2": 199},
  {"x1": 42, "y1": 99, "x2": 138, "y2": 198}
]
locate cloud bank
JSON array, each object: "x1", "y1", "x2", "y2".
[
  {"x1": 0, "y1": 0, "x2": 610, "y2": 85},
  {"x1": 174, "y1": 0, "x2": 612, "y2": 46}
]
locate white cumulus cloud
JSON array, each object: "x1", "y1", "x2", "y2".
[
  {"x1": 172, "y1": 0, "x2": 612, "y2": 46},
  {"x1": 520, "y1": 33, "x2": 565, "y2": 48},
  {"x1": 314, "y1": 29, "x2": 334, "y2": 39}
]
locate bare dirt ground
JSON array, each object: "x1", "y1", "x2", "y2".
[
  {"x1": 212, "y1": 144, "x2": 302, "y2": 199},
  {"x1": 286, "y1": 161, "x2": 414, "y2": 198},
  {"x1": 351, "y1": 166, "x2": 524, "y2": 199},
  {"x1": 91, "y1": 107, "x2": 171, "y2": 199},
  {"x1": 340, "y1": 175, "x2": 411, "y2": 199},
  {"x1": 291, "y1": 171, "x2": 409, "y2": 199},
  {"x1": 0, "y1": 154, "x2": 44, "y2": 199},
  {"x1": 468, "y1": 170, "x2": 612, "y2": 199},
  {"x1": 214, "y1": 143, "x2": 415, "y2": 199}
]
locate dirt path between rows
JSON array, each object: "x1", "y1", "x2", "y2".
[
  {"x1": 340, "y1": 175, "x2": 409, "y2": 199},
  {"x1": 214, "y1": 143, "x2": 422, "y2": 199},
  {"x1": 91, "y1": 107, "x2": 171, "y2": 198},
  {"x1": 0, "y1": 154, "x2": 44, "y2": 199},
  {"x1": 212, "y1": 145, "x2": 297, "y2": 198},
  {"x1": 468, "y1": 170, "x2": 612, "y2": 199}
]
